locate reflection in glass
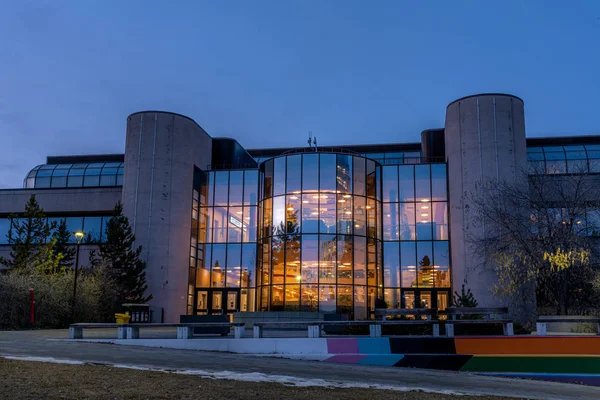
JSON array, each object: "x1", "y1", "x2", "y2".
[
  {"x1": 336, "y1": 155, "x2": 352, "y2": 193},
  {"x1": 319, "y1": 285, "x2": 336, "y2": 313},
  {"x1": 431, "y1": 164, "x2": 447, "y2": 201},
  {"x1": 415, "y1": 165, "x2": 431, "y2": 201},
  {"x1": 319, "y1": 154, "x2": 336, "y2": 193},
  {"x1": 401, "y1": 242, "x2": 416, "y2": 287},
  {"x1": 214, "y1": 171, "x2": 229, "y2": 206},
  {"x1": 243, "y1": 170, "x2": 258, "y2": 205},
  {"x1": 399, "y1": 165, "x2": 415, "y2": 201},
  {"x1": 353, "y1": 157, "x2": 365, "y2": 196},
  {"x1": 383, "y1": 242, "x2": 400, "y2": 287},
  {"x1": 432, "y1": 202, "x2": 448, "y2": 240},
  {"x1": 382, "y1": 166, "x2": 399, "y2": 202},
  {"x1": 229, "y1": 171, "x2": 244, "y2": 206},
  {"x1": 319, "y1": 235, "x2": 336, "y2": 284},
  {"x1": 337, "y1": 235, "x2": 353, "y2": 284},
  {"x1": 301, "y1": 234, "x2": 318, "y2": 283},
  {"x1": 337, "y1": 194, "x2": 353, "y2": 234},
  {"x1": 383, "y1": 203, "x2": 398, "y2": 240},
  {"x1": 226, "y1": 244, "x2": 241, "y2": 287},
  {"x1": 354, "y1": 236, "x2": 366, "y2": 285},
  {"x1": 274, "y1": 157, "x2": 286, "y2": 196},
  {"x1": 286, "y1": 156, "x2": 302, "y2": 194},
  {"x1": 211, "y1": 244, "x2": 226, "y2": 287},
  {"x1": 302, "y1": 154, "x2": 318, "y2": 192},
  {"x1": 399, "y1": 203, "x2": 415, "y2": 240}
]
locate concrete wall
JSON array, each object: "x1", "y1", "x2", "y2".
[
  {"x1": 122, "y1": 112, "x2": 212, "y2": 322},
  {"x1": 444, "y1": 94, "x2": 527, "y2": 306},
  {"x1": 0, "y1": 187, "x2": 121, "y2": 215}
]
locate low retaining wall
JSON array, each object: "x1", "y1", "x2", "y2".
[{"x1": 232, "y1": 312, "x2": 325, "y2": 329}]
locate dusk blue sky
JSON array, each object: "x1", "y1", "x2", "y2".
[{"x1": 1, "y1": 0, "x2": 599, "y2": 188}]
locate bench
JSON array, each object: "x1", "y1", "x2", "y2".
[
  {"x1": 69, "y1": 322, "x2": 246, "y2": 340},
  {"x1": 252, "y1": 320, "x2": 440, "y2": 338},
  {"x1": 445, "y1": 307, "x2": 513, "y2": 337},
  {"x1": 536, "y1": 317, "x2": 600, "y2": 336}
]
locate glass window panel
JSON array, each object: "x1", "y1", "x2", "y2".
[
  {"x1": 301, "y1": 234, "x2": 318, "y2": 283},
  {"x1": 272, "y1": 235, "x2": 285, "y2": 284},
  {"x1": 354, "y1": 286, "x2": 367, "y2": 320},
  {"x1": 415, "y1": 165, "x2": 431, "y2": 202},
  {"x1": 36, "y1": 168, "x2": 54, "y2": 176},
  {"x1": 101, "y1": 167, "x2": 118, "y2": 175},
  {"x1": 285, "y1": 284, "x2": 300, "y2": 311},
  {"x1": 260, "y1": 286, "x2": 269, "y2": 311},
  {"x1": 337, "y1": 235, "x2": 353, "y2": 284},
  {"x1": 432, "y1": 202, "x2": 448, "y2": 240},
  {"x1": 214, "y1": 171, "x2": 229, "y2": 206},
  {"x1": 353, "y1": 196, "x2": 366, "y2": 236},
  {"x1": 83, "y1": 175, "x2": 100, "y2": 187},
  {"x1": 52, "y1": 168, "x2": 68, "y2": 177},
  {"x1": 211, "y1": 244, "x2": 226, "y2": 287},
  {"x1": 35, "y1": 177, "x2": 51, "y2": 188},
  {"x1": 286, "y1": 195, "x2": 301, "y2": 234},
  {"x1": 319, "y1": 285, "x2": 336, "y2": 313},
  {"x1": 400, "y1": 242, "x2": 416, "y2": 287},
  {"x1": 262, "y1": 197, "x2": 272, "y2": 237},
  {"x1": 383, "y1": 203, "x2": 399, "y2": 240},
  {"x1": 205, "y1": 172, "x2": 215, "y2": 206},
  {"x1": 101, "y1": 216, "x2": 109, "y2": 242},
  {"x1": 272, "y1": 195, "x2": 286, "y2": 235},
  {"x1": 336, "y1": 154, "x2": 352, "y2": 194},
  {"x1": 116, "y1": 173, "x2": 123, "y2": 186},
  {"x1": 0, "y1": 218, "x2": 11, "y2": 244},
  {"x1": 319, "y1": 154, "x2": 336, "y2": 193},
  {"x1": 286, "y1": 156, "x2": 302, "y2": 194},
  {"x1": 431, "y1": 164, "x2": 447, "y2": 201},
  {"x1": 199, "y1": 207, "x2": 212, "y2": 243},
  {"x1": 241, "y1": 244, "x2": 256, "y2": 287},
  {"x1": 416, "y1": 202, "x2": 432, "y2": 240},
  {"x1": 243, "y1": 206, "x2": 257, "y2": 242},
  {"x1": 51, "y1": 176, "x2": 67, "y2": 188},
  {"x1": 384, "y1": 242, "x2": 400, "y2": 288},
  {"x1": 354, "y1": 236, "x2": 366, "y2": 285},
  {"x1": 403, "y1": 291, "x2": 415, "y2": 308},
  {"x1": 319, "y1": 194, "x2": 336, "y2": 233},
  {"x1": 301, "y1": 194, "x2": 319, "y2": 233},
  {"x1": 100, "y1": 174, "x2": 117, "y2": 186},
  {"x1": 65, "y1": 217, "x2": 84, "y2": 243},
  {"x1": 268, "y1": 285, "x2": 282, "y2": 310},
  {"x1": 337, "y1": 285, "x2": 353, "y2": 315},
  {"x1": 227, "y1": 207, "x2": 243, "y2": 242},
  {"x1": 226, "y1": 244, "x2": 242, "y2": 287},
  {"x1": 366, "y1": 160, "x2": 376, "y2": 198},
  {"x1": 301, "y1": 284, "x2": 318, "y2": 312},
  {"x1": 196, "y1": 244, "x2": 210, "y2": 287},
  {"x1": 336, "y1": 194, "x2": 353, "y2": 235},
  {"x1": 83, "y1": 216, "x2": 102, "y2": 242},
  {"x1": 302, "y1": 154, "x2": 319, "y2": 192},
  {"x1": 319, "y1": 234, "x2": 336, "y2": 284},
  {"x1": 398, "y1": 165, "x2": 415, "y2": 201},
  {"x1": 566, "y1": 156, "x2": 588, "y2": 174},
  {"x1": 273, "y1": 157, "x2": 286, "y2": 196},
  {"x1": 285, "y1": 236, "x2": 301, "y2": 284},
  {"x1": 382, "y1": 166, "x2": 398, "y2": 202},
  {"x1": 84, "y1": 167, "x2": 102, "y2": 176},
  {"x1": 416, "y1": 241, "x2": 433, "y2": 288},
  {"x1": 366, "y1": 198, "x2": 376, "y2": 238},
  {"x1": 260, "y1": 237, "x2": 271, "y2": 286},
  {"x1": 228, "y1": 171, "x2": 244, "y2": 206},
  {"x1": 353, "y1": 157, "x2": 366, "y2": 196},
  {"x1": 384, "y1": 288, "x2": 401, "y2": 309},
  {"x1": 212, "y1": 206, "x2": 228, "y2": 243},
  {"x1": 399, "y1": 203, "x2": 416, "y2": 240},
  {"x1": 263, "y1": 159, "x2": 273, "y2": 198},
  {"x1": 433, "y1": 241, "x2": 450, "y2": 287},
  {"x1": 243, "y1": 170, "x2": 258, "y2": 205}
]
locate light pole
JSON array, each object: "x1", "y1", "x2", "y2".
[{"x1": 71, "y1": 231, "x2": 85, "y2": 323}]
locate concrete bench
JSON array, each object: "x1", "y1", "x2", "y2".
[
  {"x1": 69, "y1": 322, "x2": 245, "y2": 340},
  {"x1": 445, "y1": 307, "x2": 513, "y2": 337},
  {"x1": 536, "y1": 317, "x2": 600, "y2": 336},
  {"x1": 374, "y1": 308, "x2": 437, "y2": 321},
  {"x1": 253, "y1": 320, "x2": 440, "y2": 338}
]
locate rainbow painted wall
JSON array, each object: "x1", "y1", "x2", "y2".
[{"x1": 322, "y1": 336, "x2": 600, "y2": 386}]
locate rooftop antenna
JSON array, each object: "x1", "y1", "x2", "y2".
[
  {"x1": 313, "y1": 136, "x2": 317, "y2": 152},
  {"x1": 307, "y1": 131, "x2": 313, "y2": 149}
]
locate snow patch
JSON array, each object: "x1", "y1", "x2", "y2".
[{"x1": 2, "y1": 355, "x2": 85, "y2": 365}]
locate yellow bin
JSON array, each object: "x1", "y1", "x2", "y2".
[{"x1": 115, "y1": 313, "x2": 131, "y2": 324}]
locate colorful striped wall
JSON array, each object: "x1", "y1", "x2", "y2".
[{"x1": 322, "y1": 337, "x2": 600, "y2": 386}]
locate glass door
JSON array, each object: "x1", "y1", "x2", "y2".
[
  {"x1": 211, "y1": 291, "x2": 223, "y2": 315},
  {"x1": 196, "y1": 290, "x2": 208, "y2": 315},
  {"x1": 195, "y1": 288, "x2": 241, "y2": 316}
]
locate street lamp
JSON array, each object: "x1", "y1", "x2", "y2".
[{"x1": 71, "y1": 231, "x2": 85, "y2": 323}]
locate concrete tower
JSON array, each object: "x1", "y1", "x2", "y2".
[
  {"x1": 122, "y1": 112, "x2": 212, "y2": 322},
  {"x1": 444, "y1": 94, "x2": 527, "y2": 306}
]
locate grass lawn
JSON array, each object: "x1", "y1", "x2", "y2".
[{"x1": 0, "y1": 358, "x2": 516, "y2": 400}]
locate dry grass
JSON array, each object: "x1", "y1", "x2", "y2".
[{"x1": 0, "y1": 358, "x2": 518, "y2": 400}]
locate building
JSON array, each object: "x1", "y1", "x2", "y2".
[{"x1": 1, "y1": 93, "x2": 599, "y2": 322}]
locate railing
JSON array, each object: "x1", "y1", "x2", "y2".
[
  {"x1": 281, "y1": 147, "x2": 360, "y2": 156},
  {"x1": 209, "y1": 163, "x2": 259, "y2": 170}
]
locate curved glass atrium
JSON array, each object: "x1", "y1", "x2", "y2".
[{"x1": 24, "y1": 162, "x2": 124, "y2": 189}]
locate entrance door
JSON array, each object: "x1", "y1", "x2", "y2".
[{"x1": 195, "y1": 288, "x2": 240, "y2": 316}]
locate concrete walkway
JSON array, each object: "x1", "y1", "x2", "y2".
[{"x1": 1, "y1": 329, "x2": 599, "y2": 400}]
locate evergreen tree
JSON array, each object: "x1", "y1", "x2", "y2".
[
  {"x1": 91, "y1": 202, "x2": 152, "y2": 304},
  {"x1": 0, "y1": 195, "x2": 60, "y2": 273},
  {"x1": 52, "y1": 219, "x2": 76, "y2": 272}
]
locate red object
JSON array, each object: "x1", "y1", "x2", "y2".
[{"x1": 29, "y1": 289, "x2": 35, "y2": 325}]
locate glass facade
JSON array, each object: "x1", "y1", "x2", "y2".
[
  {"x1": 0, "y1": 215, "x2": 112, "y2": 244},
  {"x1": 24, "y1": 162, "x2": 124, "y2": 189},
  {"x1": 187, "y1": 152, "x2": 450, "y2": 319},
  {"x1": 527, "y1": 145, "x2": 600, "y2": 175},
  {"x1": 257, "y1": 153, "x2": 381, "y2": 319}
]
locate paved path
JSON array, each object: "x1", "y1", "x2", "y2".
[{"x1": 1, "y1": 330, "x2": 598, "y2": 399}]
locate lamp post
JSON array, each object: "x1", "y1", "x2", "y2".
[{"x1": 71, "y1": 231, "x2": 85, "y2": 323}]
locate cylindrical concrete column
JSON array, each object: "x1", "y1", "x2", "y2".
[
  {"x1": 445, "y1": 94, "x2": 526, "y2": 306},
  {"x1": 122, "y1": 111, "x2": 212, "y2": 322}
]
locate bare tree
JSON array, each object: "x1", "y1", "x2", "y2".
[{"x1": 467, "y1": 165, "x2": 600, "y2": 321}]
